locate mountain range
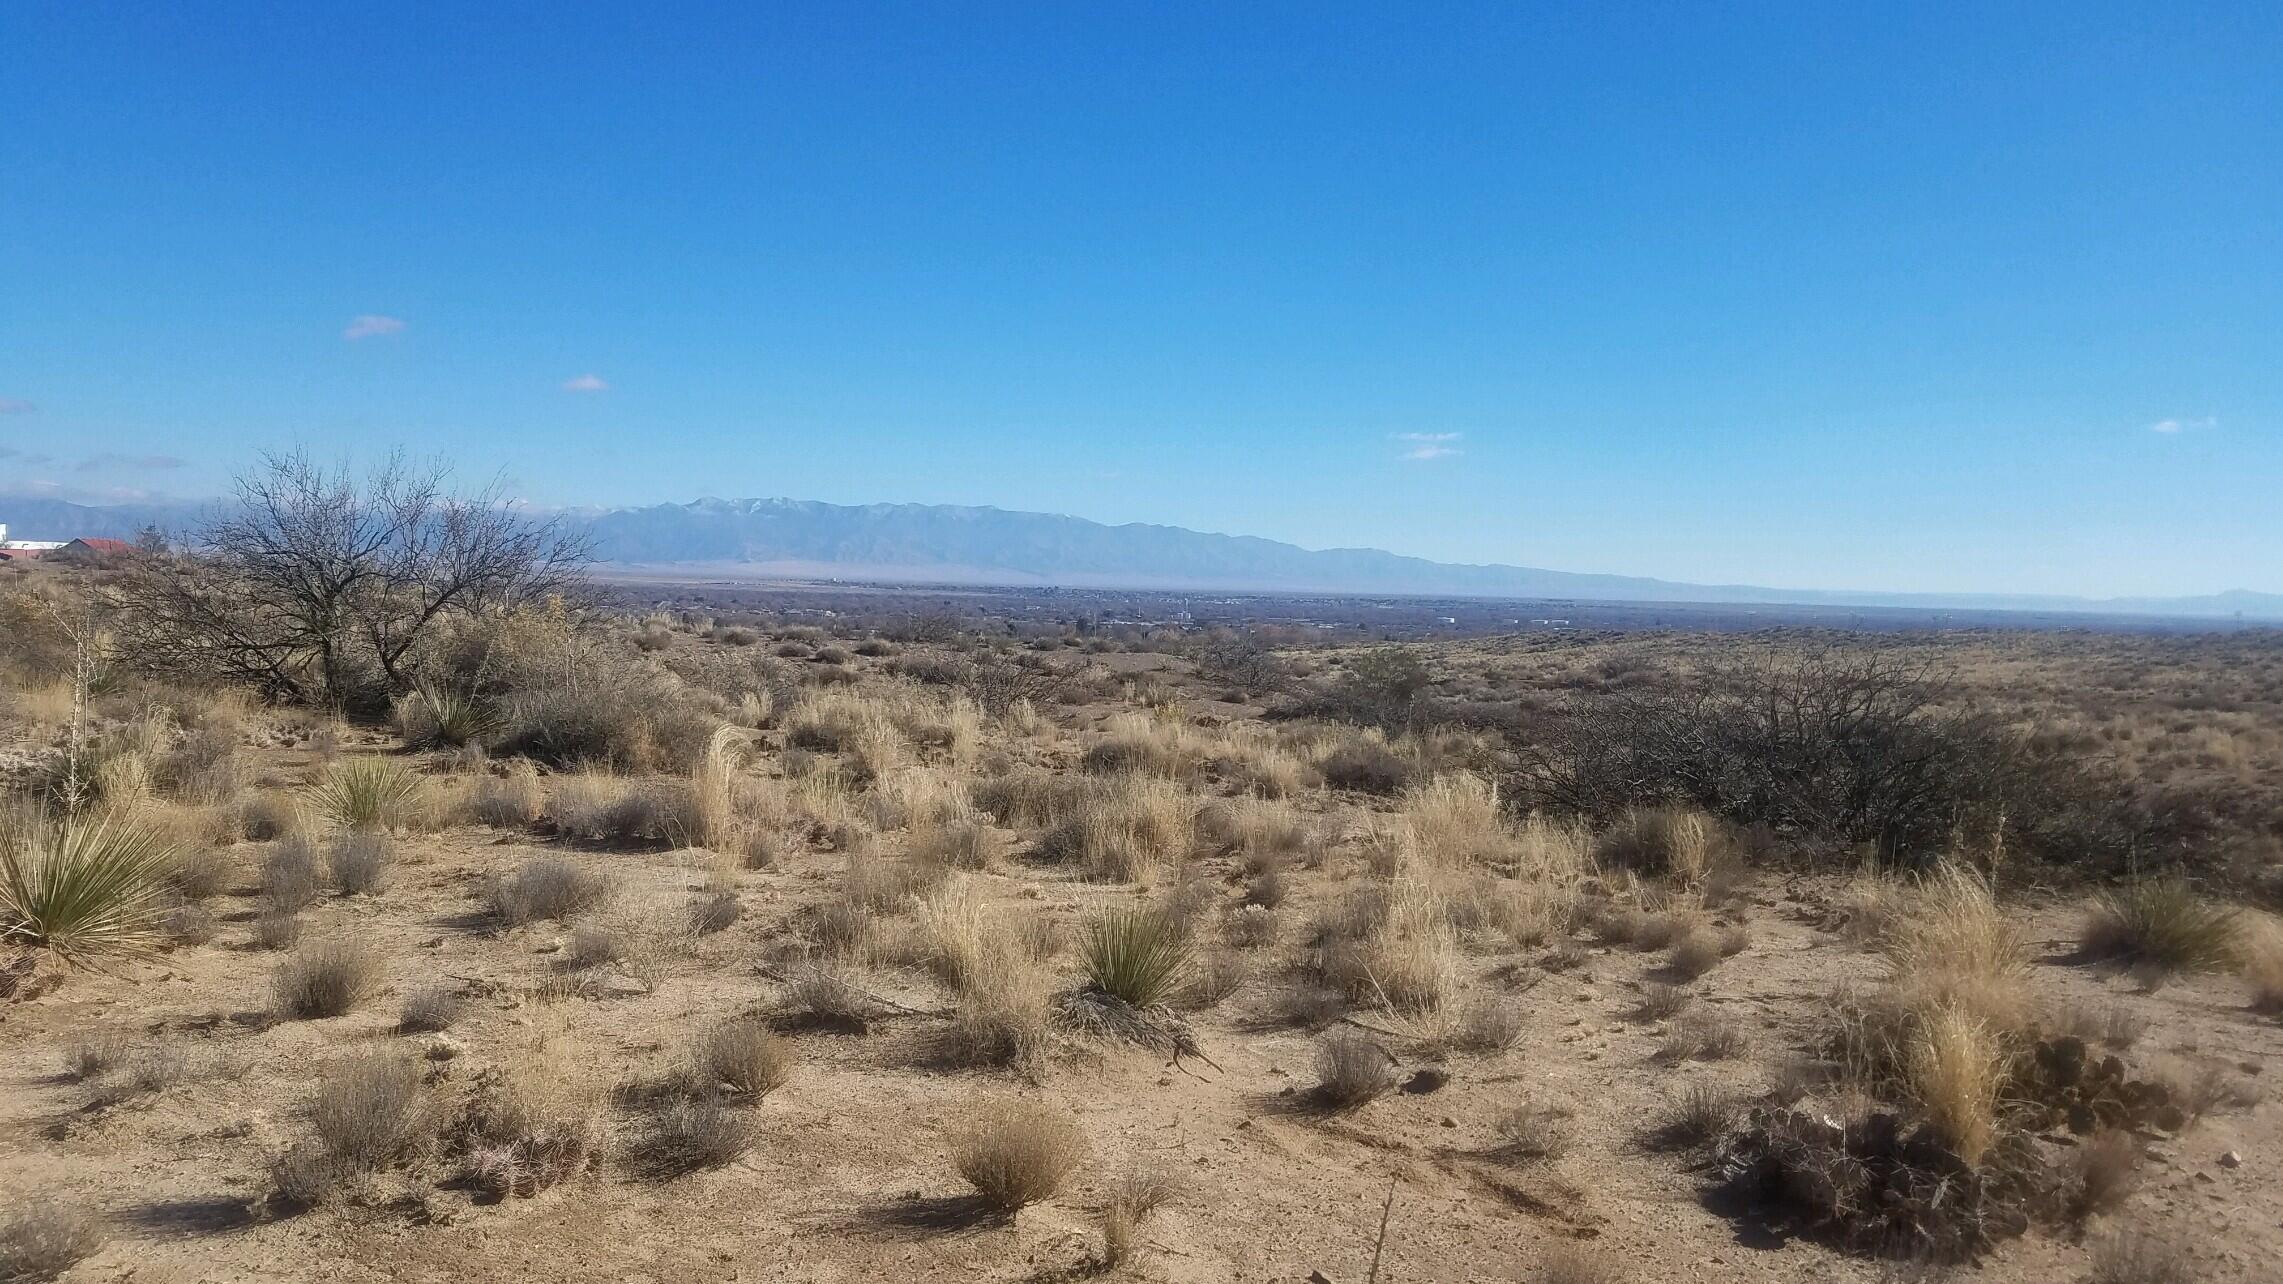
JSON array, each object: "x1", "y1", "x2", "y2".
[{"x1": 4, "y1": 493, "x2": 2278, "y2": 620}]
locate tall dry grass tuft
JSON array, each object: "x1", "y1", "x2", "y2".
[
  {"x1": 1594, "y1": 806, "x2": 1722, "y2": 884},
  {"x1": 1313, "y1": 880, "x2": 1462, "y2": 1016},
  {"x1": 1905, "y1": 1001, "x2": 2010, "y2": 1166},
  {"x1": 1036, "y1": 774, "x2": 1193, "y2": 883},
  {"x1": 2080, "y1": 879, "x2": 2241, "y2": 976},
  {"x1": 2241, "y1": 913, "x2": 2283, "y2": 1012},
  {"x1": 1882, "y1": 862, "x2": 2033, "y2": 1034},
  {"x1": 689, "y1": 724, "x2": 754, "y2": 852}
]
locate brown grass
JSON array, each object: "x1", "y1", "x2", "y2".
[
  {"x1": 687, "y1": 1018, "x2": 793, "y2": 1099},
  {"x1": 949, "y1": 1097, "x2": 1088, "y2": 1212},
  {"x1": 273, "y1": 937, "x2": 384, "y2": 1019},
  {"x1": 1312, "y1": 1030, "x2": 1400, "y2": 1108},
  {"x1": 0, "y1": 1197, "x2": 105, "y2": 1283}
]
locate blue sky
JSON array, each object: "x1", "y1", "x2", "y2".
[{"x1": 2, "y1": 2, "x2": 2277, "y2": 597}]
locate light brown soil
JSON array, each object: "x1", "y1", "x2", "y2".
[{"x1": 6, "y1": 804, "x2": 2278, "y2": 1284}]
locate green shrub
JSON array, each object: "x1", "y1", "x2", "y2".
[
  {"x1": 0, "y1": 812, "x2": 173, "y2": 965},
  {"x1": 308, "y1": 758, "x2": 425, "y2": 831},
  {"x1": 1080, "y1": 907, "x2": 1193, "y2": 1008},
  {"x1": 2081, "y1": 879, "x2": 2241, "y2": 975}
]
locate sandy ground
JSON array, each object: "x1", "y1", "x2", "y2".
[{"x1": 6, "y1": 803, "x2": 2279, "y2": 1284}]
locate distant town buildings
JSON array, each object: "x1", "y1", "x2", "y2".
[{"x1": 0, "y1": 521, "x2": 123, "y2": 561}]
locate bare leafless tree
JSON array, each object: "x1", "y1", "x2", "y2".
[{"x1": 109, "y1": 451, "x2": 588, "y2": 709}]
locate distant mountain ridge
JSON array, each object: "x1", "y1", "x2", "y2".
[{"x1": 5, "y1": 493, "x2": 2279, "y2": 620}]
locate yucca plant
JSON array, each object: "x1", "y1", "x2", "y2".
[
  {"x1": 398, "y1": 685, "x2": 500, "y2": 750},
  {"x1": 308, "y1": 758, "x2": 426, "y2": 831},
  {"x1": 1080, "y1": 907, "x2": 1194, "y2": 1008},
  {"x1": 2081, "y1": 878, "x2": 2241, "y2": 975},
  {"x1": 0, "y1": 811, "x2": 175, "y2": 966}
]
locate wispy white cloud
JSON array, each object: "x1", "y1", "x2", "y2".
[
  {"x1": 562, "y1": 373, "x2": 609, "y2": 393},
  {"x1": 0, "y1": 398, "x2": 33, "y2": 415},
  {"x1": 1392, "y1": 431, "x2": 1463, "y2": 460},
  {"x1": 2149, "y1": 416, "x2": 2215, "y2": 435},
  {"x1": 343, "y1": 314, "x2": 406, "y2": 341}
]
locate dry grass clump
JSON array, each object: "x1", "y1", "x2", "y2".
[
  {"x1": 327, "y1": 832, "x2": 391, "y2": 895},
  {"x1": 1904, "y1": 1002, "x2": 2010, "y2": 1166},
  {"x1": 1197, "y1": 796, "x2": 1309, "y2": 869},
  {"x1": 161, "y1": 903, "x2": 217, "y2": 945},
  {"x1": 487, "y1": 856, "x2": 610, "y2": 926},
  {"x1": 1457, "y1": 996, "x2": 1526, "y2": 1052},
  {"x1": 973, "y1": 768, "x2": 1091, "y2": 829},
  {"x1": 949, "y1": 1097, "x2": 1088, "y2": 1213},
  {"x1": 273, "y1": 1051, "x2": 429, "y2": 1206},
  {"x1": 1665, "y1": 925, "x2": 1728, "y2": 979},
  {"x1": 776, "y1": 963, "x2": 876, "y2": 1030},
  {"x1": 457, "y1": 1039, "x2": 603, "y2": 1198},
  {"x1": 1098, "y1": 1165, "x2": 1179, "y2": 1268},
  {"x1": 397, "y1": 985, "x2": 463, "y2": 1033},
  {"x1": 1656, "y1": 1009, "x2": 1747, "y2": 1063},
  {"x1": 635, "y1": 1093, "x2": 762, "y2": 1175},
  {"x1": 1318, "y1": 732, "x2": 1416, "y2": 795},
  {"x1": 2079, "y1": 878, "x2": 2242, "y2": 976},
  {"x1": 1312, "y1": 1030, "x2": 1401, "y2": 1108},
  {"x1": 0, "y1": 1196, "x2": 105, "y2": 1283},
  {"x1": 1882, "y1": 863, "x2": 2033, "y2": 1034},
  {"x1": 308, "y1": 757, "x2": 426, "y2": 831},
  {"x1": 274, "y1": 937, "x2": 384, "y2": 1018},
  {"x1": 842, "y1": 851, "x2": 950, "y2": 912},
  {"x1": 1492, "y1": 1097, "x2": 1573, "y2": 1162},
  {"x1": 1036, "y1": 774, "x2": 1193, "y2": 883},
  {"x1": 1079, "y1": 907, "x2": 1194, "y2": 1007},
  {"x1": 63, "y1": 1032, "x2": 133, "y2": 1081},
  {"x1": 1650, "y1": 1081, "x2": 1741, "y2": 1151},
  {"x1": 2066, "y1": 1128, "x2": 2143, "y2": 1221},
  {"x1": 1312, "y1": 880, "x2": 1462, "y2": 1015},
  {"x1": 253, "y1": 911, "x2": 303, "y2": 951},
  {"x1": 0, "y1": 811, "x2": 174, "y2": 965},
  {"x1": 1224, "y1": 903, "x2": 1279, "y2": 949},
  {"x1": 259, "y1": 836, "x2": 322, "y2": 913},
  {"x1": 909, "y1": 815, "x2": 1000, "y2": 870},
  {"x1": 1398, "y1": 772, "x2": 1509, "y2": 866},
  {"x1": 468, "y1": 760, "x2": 545, "y2": 828},
  {"x1": 548, "y1": 773, "x2": 696, "y2": 847},
  {"x1": 164, "y1": 843, "x2": 234, "y2": 901},
  {"x1": 685, "y1": 1018, "x2": 793, "y2": 1099},
  {"x1": 947, "y1": 945, "x2": 1057, "y2": 1071},
  {"x1": 1593, "y1": 806, "x2": 1723, "y2": 884},
  {"x1": 2086, "y1": 1227, "x2": 2196, "y2": 1284},
  {"x1": 1080, "y1": 712, "x2": 1200, "y2": 780},
  {"x1": 1533, "y1": 1242, "x2": 1626, "y2": 1284},
  {"x1": 2241, "y1": 912, "x2": 2283, "y2": 1012}
]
